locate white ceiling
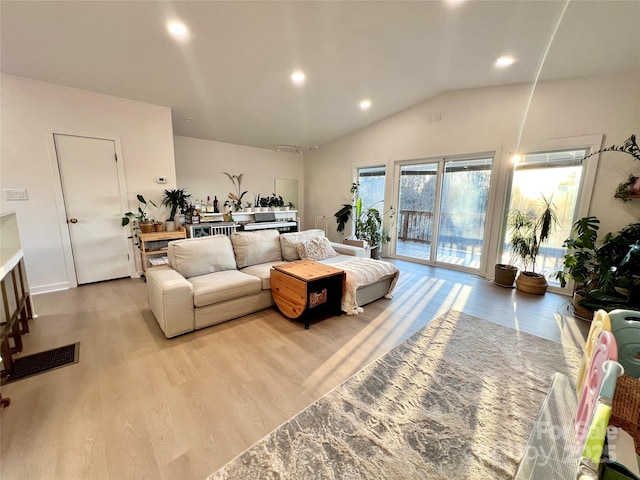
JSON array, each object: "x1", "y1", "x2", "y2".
[{"x1": 2, "y1": 1, "x2": 638, "y2": 150}]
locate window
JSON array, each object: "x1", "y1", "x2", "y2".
[
  {"x1": 357, "y1": 166, "x2": 386, "y2": 214},
  {"x1": 501, "y1": 149, "x2": 587, "y2": 285}
]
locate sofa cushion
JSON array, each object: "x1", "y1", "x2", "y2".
[
  {"x1": 296, "y1": 236, "x2": 339, "y2": 261},
  {"x1": 241, "y1": 261, "x2": 287, "y2": 290},
  {"x1": 231, "y1": 230, "x2": 283, "y2": 268},
  {"x1": 168, "y1": 235, "x2": 237, "y2": 279},
  {"x1": 188, "y1": 270, "x2": 262, "y2": 307},
  {"x1": 279, "y1": 229, "x2": 325, "y2": 261}
]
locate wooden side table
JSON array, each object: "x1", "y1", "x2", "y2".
[{"x1": 270, "y1": 260, "x2": 345, "y2": 329}]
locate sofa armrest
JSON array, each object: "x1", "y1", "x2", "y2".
[
  {"x1": 331, "y1": 242, "x2": 367, "y2": 258},
  {"x1": 145, "y1": 266, "x2": 195, "y2": 338}
]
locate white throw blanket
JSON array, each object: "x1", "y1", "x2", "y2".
[{"x1": 329, "y1": 258, "x2": 399, "y2": 315}]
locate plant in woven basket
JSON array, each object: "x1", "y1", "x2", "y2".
[{"x1": 507, "y1": 195, "x2": 558, "y2": 294}]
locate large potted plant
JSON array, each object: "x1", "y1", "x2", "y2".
[
  {"x1": 334, "y1": 182, "x2": 395, "y2": 259},
  {"x1": 555, "y1": 216, "x2": 601, "y2": 319},
  {"x1": 508, "y1": 195, "x2": 558, "y2": 295},
  {"x1": 161, "y1": 188, "x2": 191, "y2": 230},
  {"x1": 577, "y1": 221, "x2": 640, "y2": 312}
]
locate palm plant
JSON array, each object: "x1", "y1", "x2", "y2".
[
  {"x1": 161, "y1": 188, "x2": 191, "y2": 221},
  {"x1": 508, "y1": 195, "x2": 558, "y2": 274}
]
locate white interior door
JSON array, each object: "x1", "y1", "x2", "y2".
[{"x1": 54, "y1": 134, "x2": 130, "y2": 284}]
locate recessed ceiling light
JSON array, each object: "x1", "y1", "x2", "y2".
[
  {"x1": 291, "y1": 71, "x2": 306, "y2": 85},
  {"x1": 167, "y1": 21, "x2": 188, "y2": 38},
  {"x1": 359, "y1": 99, "x2": 372, "y2": 111},
  {"x1": 495, "y1": 56, "x2": 515, "y2": 68}
]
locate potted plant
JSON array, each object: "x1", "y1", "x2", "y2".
[
  {"x1": 494, "y1": 256, "x2": 519, "y2": 288},
  {"x1": 268, "y1": 194, "x2": 284, "y2": 211},
  {"x1": 507, "y1": 195, "x2": 558, "y2": 295},
  {"x1": 576, "y1": 221, "x2": 640, "y2": 313},
  {"x1": 222, "y1": 172, "x2": 247, "y2": 212},
  {"x1": 334, "y1": 182, "x2": 395, "y2": 259},
  {"x1": 581, "y1": 134, "x2": 640, "y2": 202},
  {"x1": 161, "y1": 188, "x2": 191, "y2": 230},
  {"x1": 122, "y1": 194, "x2": 157, "y2": 236},
  {"x1": 555, "y1": 216, "x2": 602, "y2": 319},
  {"x1": 614, "y1": 174, "x2": 640, "y2": 202}
]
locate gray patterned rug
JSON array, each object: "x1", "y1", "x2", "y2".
[{"x1": 208, "y1": 310, "x2": 581, "y2": 479}]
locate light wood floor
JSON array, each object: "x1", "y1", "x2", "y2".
[{"x1": 0, "y1": 259, "x2": 589, "y2": 479}]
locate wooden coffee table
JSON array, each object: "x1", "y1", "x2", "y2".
[{"x1": 270, "y1": 260, "x2": 345, "y2": 329}]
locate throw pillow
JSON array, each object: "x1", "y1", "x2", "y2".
[
  {"x1": 296, "y1": 236, "x2": 339, "y2": 262},
  {"x1": 279, "y1": 229, "x2": 326, "y2": 261}
]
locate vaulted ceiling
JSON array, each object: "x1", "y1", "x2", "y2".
[{"x1": 2, "y1": 1, "x2": 638, "y2": 150}]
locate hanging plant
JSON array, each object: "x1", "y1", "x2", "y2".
[{"x1": 582, "y1": 134, "x2": 640, "y2": 202}]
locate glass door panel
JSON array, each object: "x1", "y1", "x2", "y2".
[
  {"x1": 436, "y1": 158, "x2": 492, "y2": 268},
  {"x1": 396, "y1": 163, "x2": 438, "y2": 261}
]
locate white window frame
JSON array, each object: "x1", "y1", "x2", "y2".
[{"x1": 500, "y1": 134, "x2": 603, "y2": 294}]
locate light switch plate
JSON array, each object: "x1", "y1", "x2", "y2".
[{"x1": 3, "y1": 189, "x2": 28, "y2": 201}]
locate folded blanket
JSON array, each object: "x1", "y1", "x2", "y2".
[{"x1": 329, "y1": 257, "x2": 399, "y2": 315}]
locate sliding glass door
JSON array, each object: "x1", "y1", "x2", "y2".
[
  {"x1": 395, "y1": 156, "x2": 493, "y2": 270},
  {"x1": 437, "y1": 158, "x2": 493, "y2": 268}
]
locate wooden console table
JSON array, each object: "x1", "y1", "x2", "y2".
[{"x1": 270, "y1": 260, "x2": 345, "y2": 329}]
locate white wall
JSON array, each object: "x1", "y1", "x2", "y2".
[
  {"x1": 0, "y1": 74, "x2": 176, "y2": 292},
  {"x1": 304, "y1": 71, "x2": 640, "y2": 276},
  {"x1": 174, "y1": 135, "x2": 304, "y2": 219}
]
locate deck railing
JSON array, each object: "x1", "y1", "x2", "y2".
[{"x1": 396, "y1": 209, "x2": 565, "y2": 276}]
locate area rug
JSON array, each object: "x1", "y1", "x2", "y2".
[
  {"x1": 3, "y1": 342, "x2": 79, "y2": 384},
  {"x1": 208, "y1": 311, "x2": 582, "y2": 479}
]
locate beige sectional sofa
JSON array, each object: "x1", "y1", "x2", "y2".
[{"x1": 145, "y1": 229, "x2": 399, "y2": 338}]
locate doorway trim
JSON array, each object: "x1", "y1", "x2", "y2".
[{"x1": 46, "y1": 131, "x2": 132, "y2": 288}]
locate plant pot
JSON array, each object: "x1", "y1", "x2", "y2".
[
  {"x1": 515, "y1": 271, "x2": 548, "y2": 295},
  {"x1": 174, "y1": 214, "x2": 186, "y2": 225},
  {"x1": 370, "y1": 245, "x2": 381, "y2": 260},
  {"x1": 494, "y1": 264, "x2": 518, "y2": 287},
  {"x1": 139, "y1": 222, "x2": 154, "y2": 233},
  {"x1": 572, "y1": 292, "x2": 594, "y2": 321},
  {"x1": 153, "y1": 223, "x2": 164, "y2": 232},
  {"x1": 165, "y1": 220, "x2": 176, "y2": 232}
]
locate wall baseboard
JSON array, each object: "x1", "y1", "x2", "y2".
[{"x1": 31, "y1": 282, "x2": 71, "y2": 295}]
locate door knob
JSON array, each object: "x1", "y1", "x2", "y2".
[{"x1": 69, "y1": 218, "x2": 78, "y2": 223}]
